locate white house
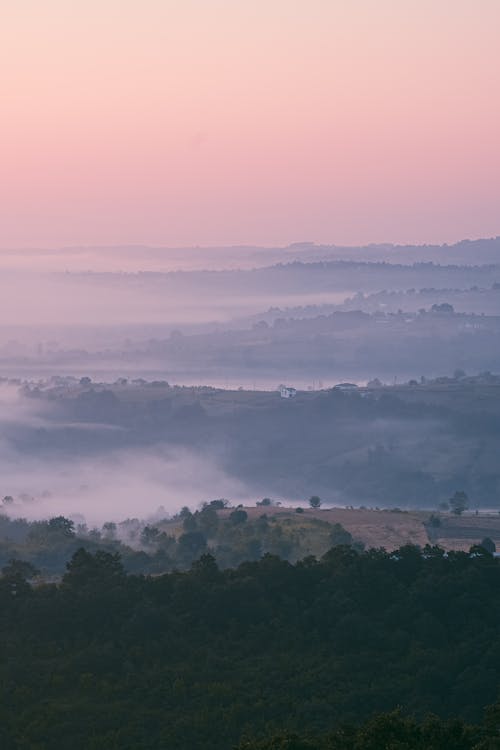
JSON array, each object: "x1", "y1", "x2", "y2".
[{"x1": 280, "y1": 386, "x2": 297, "y2": 399}]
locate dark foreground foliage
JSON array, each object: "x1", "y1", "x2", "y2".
[
  {"x1": 2, "y1": 544, "x2": 500, "y2": 749},
  {"x1": 236, "y1": 710, "x2": 500, "y2": 749}
]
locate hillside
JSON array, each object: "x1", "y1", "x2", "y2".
[
  {"x1": 160, "y1": 506, "x2": 500, "y2": 556},
  {"x1": 16, "y1": 375, "x2": 500, "y2": 510}
]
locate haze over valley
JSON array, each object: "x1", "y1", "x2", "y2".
[{"x1": 0, "y1": 237, "x2": 499, "y2": 531}]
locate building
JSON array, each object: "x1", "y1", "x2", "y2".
[
  {"x1": 280, "y1": 386, "x2": 297, "y2": 399},
  {"x1": 333, "y1": 383, "x2": 359, "y2": 392}
]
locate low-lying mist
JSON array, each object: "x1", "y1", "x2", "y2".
[
  {"x1": 0, "y1": 239, "x2": 499, "y2": 524},
  {"x1": 2, "y1": 372, "x2": 500, "y2": 519},
  {"x1": 0, "y1": 447, "x2": 250, "y2": 527},
  {"x1": 0, "y1": 384, "x2": 250, "y2": 525}
]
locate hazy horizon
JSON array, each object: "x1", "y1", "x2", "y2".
[{"x1": 0, "y1": 235, "x2": 499, "y2": 273}]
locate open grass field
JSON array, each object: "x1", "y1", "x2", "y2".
[{"x1": 160, "y1": 505, "x2": 500, "y2": 558}]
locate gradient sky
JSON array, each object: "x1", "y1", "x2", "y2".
[{"x1": 1, "y1": 0, "x2": 499, "y2": 248}]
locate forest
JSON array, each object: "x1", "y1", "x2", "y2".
[{"x1": 2, "y1": 542, "x2": 500, "y2": 748}]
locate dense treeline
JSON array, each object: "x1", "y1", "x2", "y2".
[
  {"x1": 1, "y1": 543, "x2": 500, "y2": 748},
  {"x1": 0, "y1": 507, "x2": 364, "y2": 576},
  {"x1": 236, "y1": 711, "x2": 500, "y2": 750}
]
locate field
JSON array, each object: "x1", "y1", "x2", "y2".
[{"x1": 159, "y1": 505, "x2": 500, "y2": 557}]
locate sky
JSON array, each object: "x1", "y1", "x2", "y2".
[{"x1": 1, "y1": 0, "x2": 499, "y2": 249}]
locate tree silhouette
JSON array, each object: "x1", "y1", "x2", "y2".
[
  {"x1": 449, "y1": 491, "x2": 469, "y2": 516},
  {"x1": 308, "y1": 495, "x2": 322, "y2": 509}
]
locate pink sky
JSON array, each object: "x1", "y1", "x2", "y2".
[{"x1": 1, "y1": 0, "x2": 499, "y2": 248}]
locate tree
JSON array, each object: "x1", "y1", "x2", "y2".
[
  {"x1": 1, "y1": 559, "x2": 39, "y2": 581},
  {"x1": 177, "y1": 531, "x2": 207, "y2": 561},
  {"x1": 481, "y1": 537, "x2": 496, "y2": 555},
  {"x1": 431, "y1": 302, "x2": 454, "y2": 314},
  {"x1": 230, "y1": 509, "x2": 248, "y2": 525},
  {"x1": 0, "y1": 559, "x2": 39, "y2": 599},
  {"x1": 191, "y1": 553, "x2": 220, "y2": 581},
  {"x1": 308, "y1": 495, "x2": 322, "y2": 509},
  {"x1": 48, "y1": 516, "x2": 75, "y2": 537},
  {"x1": 141, "y1": 525, "x2": 161, "y2": 546},
  {"x1": 63, "y1": 548, "x2": 125, "y2": 588},
  {"x1": 197, "y1": 506, "x2": 219, "y2": 538},
  {"x1": 102, "y1": 521, "x2": 117, "y2": 540},
  {"x1": 449, "y1": 491, "x2": 469, "y2": 516},
  {"x1": 206, "y1": 499, "x2": 228, "y2": 510},
  {"x1": 182, "y1": 513, "x2": 198, "y2": 532}
]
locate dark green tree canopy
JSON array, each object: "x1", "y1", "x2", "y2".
[
  {"x1": 480, "y1": 536, "x2": 496, "y2": 555},
  {"x1": 62, "y1": 547, "x2": 125, "y2": 588},
  {"x1": 230, "y1": 509, "x2": 248, "y2": 525},
  {"x1": 0, "y1": 542, "x2": 499, "y2": 748},
  {"x1": 449, "y1": 491, "x2": 469, "y2": 516}
]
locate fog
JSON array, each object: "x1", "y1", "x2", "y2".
[
  {"x1": 0, "y1": 384, "x2": 250, "y2": 525},
  {"x1": 0, "y1": 246, "x2": 272, "y2": 273},
  {"x1": 1, "y1": 246, "x2": 499, "y2": 380},
  {"x1": 1, "y1": 238, "x2": 499, "y2": 524},
  {"x1": 0, "y1": 447, "x2": 249, "y2": 527},
  {"x1": 1, "y1": 368, "x2": 500, "y2": 526},
  {"x1": 0, "y1": 272, "x2": 355, "y2": 331}
]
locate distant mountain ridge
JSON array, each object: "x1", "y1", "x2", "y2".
[
  {"x1": 1, "y1": 236, "x2": 499, "y2": 271},
  {"x1": 283, "y1": 236, "x2": 500, "y2": 265}
]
